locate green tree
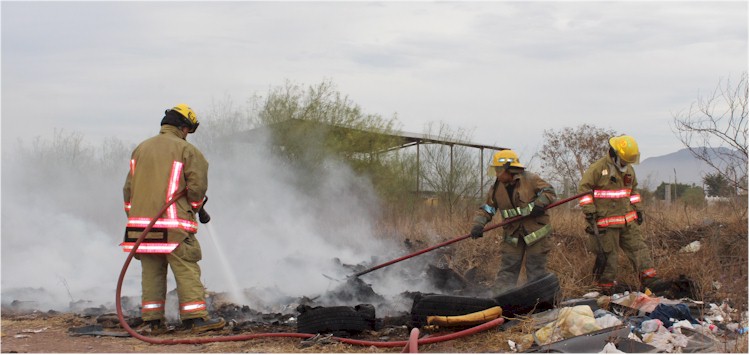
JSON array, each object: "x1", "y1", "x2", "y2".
[
  {"x1": 256, "y1": 80, "x2": 412, "y2": 204},
  {"x1": 257, "y1": 80, "x2": 401, "y2": 168},
  {"x1": 703, "y1": 172, "x2": 734, "y2": 197},
  {"x1": 654, "y1": 182, "x2": 703, "y2": 201},
  {"x1": 680, "y1": 186, "x2": 706, "y2": 207}
]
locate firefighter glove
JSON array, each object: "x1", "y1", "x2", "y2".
[
  {"x1": 529, "y1": 204, "x2": 545, "y2": 217},
  {"x1": 636, "y1": 211, "x2": 643, "y2": 225},
  {"x1": 470, "y1": 224, "x2": 485, "y2": 239}
]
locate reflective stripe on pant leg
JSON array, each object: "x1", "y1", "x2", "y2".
[
  {"x1": 641, "y1": 268, "x2": 657, "y2": 279},
  {"x1": 180, "y1": 301, "x2": 207, "y2": 314},
  {"x1": 139, "y1": 254, "x2": 168, "y2": 321},
  {"x1": 167, "y1": 231, "x2": 208, "y2": 320}
]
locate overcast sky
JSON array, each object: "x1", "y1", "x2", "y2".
[{"x1": 2, "y1": 1, "x2": 747, "y2": 161}]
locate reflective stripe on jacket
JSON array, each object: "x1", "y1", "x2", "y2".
[
  {"x1": 123, "y1": 125, "x2": 208, "y2": 237},
  {"x1": 577, "y1": 155, "x2": 642, "y2": 229},
  {"x1": 473, "y1": 171, "x2": 557, "y2": 246}
]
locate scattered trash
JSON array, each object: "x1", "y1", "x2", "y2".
[
  {"x1": 640, "y1": 318, "x2": 663, "y2": 333},
  {"x1": 649, "y1": 303, "x2": 700, "y2": 327},
  {"x1": 642, "y1": 326, "x2": 689, "y2": 352},
  {"x1": 599, "y1": 342, "x2": 624, "y2": 353},
  {"x1": 19, "y1": 327, "x2": 48, "y2": 334},
  {"x1": 534, "y1": 305, "x2": 602, "y2": 345},
  {"x1": 68, "y1": 324, "x2": 131, "y2": 337},
  {"x1": 508, "y1": 339, "x2": 518, "y2": 352},
  {"x1": 595, "y1": 313, "x2": 622, "y2": 329}
]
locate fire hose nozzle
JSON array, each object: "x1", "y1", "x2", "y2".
[
  {"x1": 198, "y1": 208, "x2": 211, "y2": 224},
  {"x1": 198, "y1": 196, "x2": 210, "y2": 224}
]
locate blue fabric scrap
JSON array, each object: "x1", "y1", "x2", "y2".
[{"x1": 648, "y1": 303, "x2": 699, "y2": 327}]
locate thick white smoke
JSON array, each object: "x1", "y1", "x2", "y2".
[{"x1": 1, "y1": 128, "x2": 437, "y2": 315}]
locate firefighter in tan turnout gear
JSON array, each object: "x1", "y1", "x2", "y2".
[
  {"x1": 578, "y1": 135, "x2": 665, "y2": 295},
  {"x1": 122, "y1": 104, "x2": 225, "y2": 334},
  {"x1": 469, "y1": 150, "x2": 558, "y2": 294}
]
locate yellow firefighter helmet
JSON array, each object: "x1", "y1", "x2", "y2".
[
  {"x1": 170, "y1": 103, "x2": 200, "y2": 133},
  {"x1": 609, "y1": 135, "x2": 640, "y2": 164},
  {"x1": 488, "y1": 149, "x2": 524, "y2": 176}
]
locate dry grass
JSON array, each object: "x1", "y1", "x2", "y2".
[{"x1": 377, "y1": 200, "x2": 749, "y2": 310}]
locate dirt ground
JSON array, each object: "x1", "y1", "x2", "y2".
[{"x1": 0, "y1": 311, "x2": 515, "y2": 353}]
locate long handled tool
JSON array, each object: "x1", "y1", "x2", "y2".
[
  {"x1": 590, "y1": 209, "x2": 607, "y2": 281},
  {"x1": 350, "y1": 190, "x2": 592, "y2": 279}
]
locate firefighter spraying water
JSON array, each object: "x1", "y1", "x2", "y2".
[{"x1": 120, "y1": 104, "x2": 225, "y2": 334}]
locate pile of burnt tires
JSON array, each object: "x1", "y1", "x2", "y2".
[
  {"x1": 296, "y1": 304, "x2": 376, "y2": 335},
  {"x1": 411, "y1": 272, "x2": 560, "y2": 327},
  {"x1": 295, "y1": 272, "x2": 560, "y2": 334}
]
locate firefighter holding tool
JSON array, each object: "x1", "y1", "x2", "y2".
[
  {"x1": 469, "y1": 149, "x2": 557, "y2": 294},
  {"x1": 122, "y1": 103, "x2": 224, "y2": 334},
  {"x1": 578, "y1": 135, "x2": 667, "y2": 295}
]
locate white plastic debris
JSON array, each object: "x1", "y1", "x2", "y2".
[
  {"x1": 599, "y1": 342, "x2": 625, "y2": 353},
  {"x1": 627, "y1": 331, "x2": 643, "y2": 342},
  {"x1": 19, "y1": 327, "x2": 48, "y2": 334},
  {"x1": 583, "y1": 291, "x2": 600, "y2": 298},
  {"x1": 642, "y1": 327, "x2": 688, "y2": 353},
  {"x1": 534, "y1": 306, "x2": 602, "y2": 345},
  {"x1": 640, "y1": 319, "x2": 662, "y2": 333},
  {"x1": 595, "y1": 314, "x2": 622, "y2": 328},
  {"x1": 705, "y1": 301, "x2": 737, "y2": 323},
  {"x1": 671, "y1": 320, "x2": 695, "y2": 330},
  {"x1": 508, "y1": 339, "x2": 518, "y2": 352},
  {"x1": 679, "y1": 240, "x2": 701, "y2": 253}
]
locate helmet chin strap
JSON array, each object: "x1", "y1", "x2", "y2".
[{"x1": 614, "y1": 156, "x2": 628, "y2": 172}]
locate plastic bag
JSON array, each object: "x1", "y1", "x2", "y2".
[{"x1": 535, "y1": 306, "x2": 602, "y2": 345}]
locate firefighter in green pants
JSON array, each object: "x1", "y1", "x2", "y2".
[
  {"x1": 469, "y1": 149, "x2": 558, "y2": 294},
  {"x1": 578, "y1": 135, "x2": 667, "y2": 295},
  {"x1": 122, "y1": 104, "x2": 225, "y2": 334}
]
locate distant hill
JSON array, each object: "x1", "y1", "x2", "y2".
[{"x1": 635, "y1": 147, "x2": 739, "y2": 189}]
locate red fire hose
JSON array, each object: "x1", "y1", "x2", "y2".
[
  {"x1": 352, "y1": 190, "x2": 591, "y2": 278},
  {"x1": 115, "y1": 190, "x2": 506, "y2": 347}
]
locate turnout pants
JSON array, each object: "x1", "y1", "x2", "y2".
[
  {"x1": 588, "y1": 223, "x2": 654, "y2": 284},
  {"x1": 140, "y1": 229, "x2": 208, "y2": 322},
  {"x1": 493, "y1": 235, "x2": 551, "y2": 294}
]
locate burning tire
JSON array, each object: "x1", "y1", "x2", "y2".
[
  {"x1": 410, "y1": 294, "x2": 499, "y2": 327},
  {"x1": 493, "y1": 272, "x2": 560, "y2": 317},
  {"x1": 296, "y1": 304, "x2": 376, "y2": 335}
]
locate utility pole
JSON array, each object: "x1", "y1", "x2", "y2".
[{"x1": 674, "y1": 168, "x2": 678, "y2": 202}]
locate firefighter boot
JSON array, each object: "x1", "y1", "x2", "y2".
[
  {"x1": 596, "y1": 281, "x2": 617, "y2": 296},
  {"x1": 642, "y1": 277, "x2": 672, "y2": 296},
  {"x1": 184, "y1": 316, "x2": 226, "y2": 333},
  {"x1": 138, "y1": 319, "x2": 167, "y2": 336}
]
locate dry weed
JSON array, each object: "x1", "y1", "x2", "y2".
[{"x1": 377, "y1": 200, "x2": 748, "y2": 311}]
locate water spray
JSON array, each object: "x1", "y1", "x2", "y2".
[{"x1": 115, "y1": 190, "x2": 506, "y2": 348}]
